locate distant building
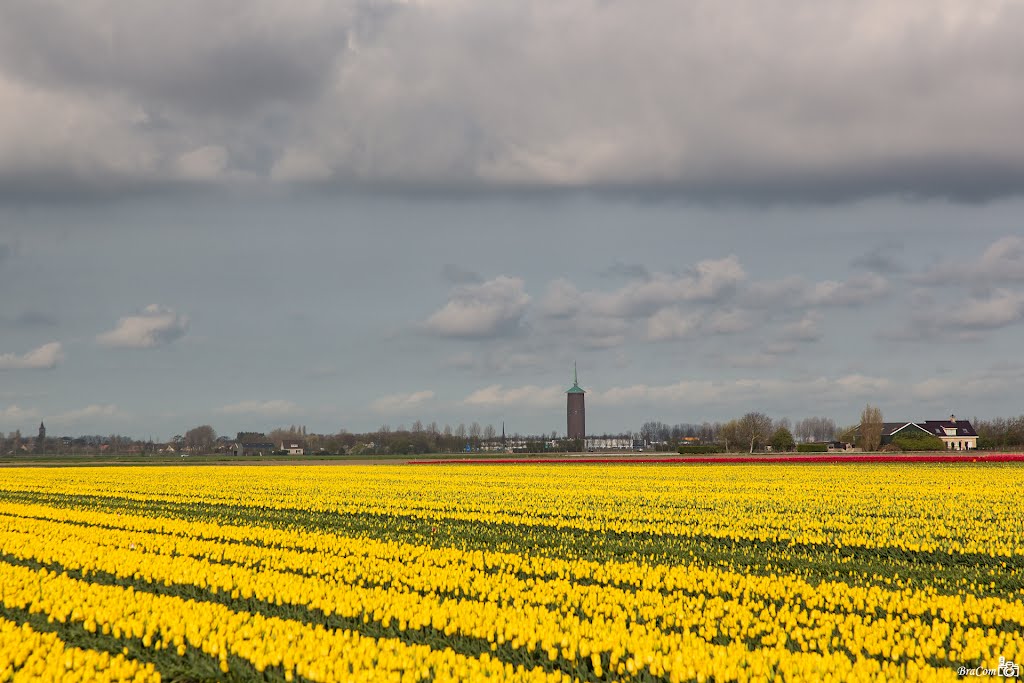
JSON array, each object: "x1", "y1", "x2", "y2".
[
  {"x1": 585, "y1": 435, "x2": 633, "y2": 451},
  {"x1": 566, "y1": 364, "x2": 585, "y2": 440},
  {"x1": 232, "y1": 441, "x2": 276, "y2": 456},
  {"x1": 881, "y1": 415, "x2": 978, "y2": 451},
  {"x1": 280, "y1": 439, "x2": 305, "y2": 455},
  {"x1": 35, "y1": 421, "x2": 46, "y2": 453}
]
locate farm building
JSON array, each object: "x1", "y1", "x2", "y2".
[{"x1": 881, "y1": 415, "x2": 978, "y2": 451}]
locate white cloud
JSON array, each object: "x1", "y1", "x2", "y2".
[
  {"x1": 979, "y1": 236, "x2": 1024, "y2": 281},
  {"x1": 763, "y1": 342, "x2": 798, "y2": 356},
  {"x1": 742, "y1": 277, "x2": 808, "y2": 308},
  {"x1": 0, "y1": 342, "x2": 64, "y2": 370},
  {"x1": 807, "y1": 273, "x2": 889, "y2": 307},
  {"x1": 538, "y1": 257, "x2": 881, "y2": 350},
  {"x1": 536, "y1": 257, "x2": 745, "y2": 348},
  {"x1": 707, "y1": 309, "x2": 754, "y2": 335},
  {"x1": 0, "y1": 71, "x2": 160, "y2": 189},
  {"x1": 0, "y1": 404, "x2": 36, "y2": 422},
  {"x1": 546, "y1": 313, "x2": 630, "y2": 349},
  {"x1": 270, "y1": 147, "x2": 333, "y2": 182},
  {"x1": 463, "y1": 384, "x2": 564, "y2": 409},
  {"x1": 834, "y1": 375, "x2": 893, "y2": 395},
  {"x1": 174, "y1": 145, "x2": 229, "y2": 181},
  {"x1": 460, "y1": 374, "x2": 895, "y2": 414},
  {"x1": 594, "y1": 374, "x2": 892, "y2": 407},
  {"x1": 425, "y1": 276, "x2": 530, "y2": 338},
  {"x1": 97, "y1": 305, "x2": 188, "y2": 348},
  {"x1": 218, "y1": 400, "x2": 299, "y2": 417},
  {"x1": 742, "y1": 273, "x2": 888, "y2": 309},
  {"x1": 885, "y1": 287, "x2": 1024, "y2": 340},
  {"x1": 959, "y1": 289, "x2": 1024, "y2": 329},
  {"x1": 539, "y1": 279, "x2": 582, "y2": 319},
  {"x1": 916, "y1": 236, "x2": 1024, "y2": 286},
  {"x1": 725, "y1": 353, "x2": 785, "y2": 369},
  {"x1": 1, "y1": 404, "x2": 127, "y2": 430},
  {"x1": 907, "y1": 364, "x2": 1024, "y2": 403},
  {"x1": 646, "y1": 308, "x2": 702, "y2": 341},
  {"x1": 779, "y1": 312, "x2": 823, "y2": 342},
  {"x1": 52, "y1": 404, "x2": 121, "y2": 423},
  {"x1": 444, "y1": 349, "x2": 543, "y2": 374},
  {"x1": 588, "y1": 256, "x2": 745, "y2": 318},
  {"x1": 371, "y1": 390, "x2": 436, "y2": 414}
]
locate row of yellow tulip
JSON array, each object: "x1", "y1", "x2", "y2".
[
  {"x1": 1, "y1": 505, "x2": 1020, "y2": 680},
  {"x1": 1, "y1": 463, "x2": 1021, "y2": 682},
  {"x1": 0, "y1": 549, "x2": 964, "y2": 683},
  {"x1": 0, "y1": 613, "x2": 157, "y2": 682},
  {"x1": 0, "y1": 559, "x2": 579, "y2": 683},
  {"x1": 1, "y1": 463, "x2": 1020, "y2": 557},
  {"x1": 1, "y1": 505, "x2": 1020, "y2": 641},
  {"x1": 1, "y1": 497, "x2": 1014, "y2": 613}
]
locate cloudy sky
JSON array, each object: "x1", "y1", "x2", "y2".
[{"x1": 2, "y1": 1, "x2": 1024, "y2": 439}]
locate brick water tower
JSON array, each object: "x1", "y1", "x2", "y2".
[{"x1": 566, "y1": 363, "x2": 585, "y2": 440}]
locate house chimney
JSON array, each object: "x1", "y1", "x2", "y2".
[{"x1": 950, "y1": 414, "x2": 956, "y2": 423}]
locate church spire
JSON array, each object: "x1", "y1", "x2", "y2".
[{"x1": 567, "y1": 362, "x2": 584, "y2": 394}]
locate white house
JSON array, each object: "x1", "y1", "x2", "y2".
[{"x1": 281, "y1": 439, "x2": 305, "y2": 455}]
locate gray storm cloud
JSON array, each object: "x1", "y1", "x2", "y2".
[{"x1": 2, "y1": 1, "x2": 1024, "y2": 201}]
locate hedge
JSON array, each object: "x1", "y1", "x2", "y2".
[
  {"x1": 677, "y1": 445, "x2": 722, "y2": 454},
  {"x1": 892, "y1": 432, "x2": 945, "y2": 451},
  {"x1": 796, "y1": 443, "x2": 828, "y2": 453}
]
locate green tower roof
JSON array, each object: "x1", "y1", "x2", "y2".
[{"x1": 567, "y1": 363, "x2": 585, "y2": 394}]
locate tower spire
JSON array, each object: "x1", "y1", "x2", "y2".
[{"x1": 574, "y1": 362, "x2": 578, "y2": 386}]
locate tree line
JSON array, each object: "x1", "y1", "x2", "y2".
[
  {"x1": 7, "y1": 410, "x2": 1024, "y2": 456},
  {"x1": 639, "y1": 416, "x2": 837, "y2": 453}
]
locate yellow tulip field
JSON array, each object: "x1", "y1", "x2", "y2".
[{"x1": 0, "y1": 463, "x2": 1021, "y2": 682}]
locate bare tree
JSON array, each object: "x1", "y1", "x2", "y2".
[
  {"x1": 795, "y1": 416, "x2": 838, "y2": 442},
  {"x1": 859, "y1": 404, "x2": 884, "y2": 451},
  {"x1": 184, "y1": 425, "x2": 216, "y2": 453},
  {"x1": 737, "y1": 412, "x2": 773, "y2": 453},
  {"x1": 794, "y1": 418, "x2": 813, "y2": 443},
  {"x1": 819, "y1": 417, "x2": 837, "y2": 441},
  {"x1": 716, "y1": 420, "x2": 737, "y2": 452},
  {"x1": 483, "y1": 424, "x2": 496, "y2": 440},
  {"x1": 443, "y1": 424, "x2": 452, "y2": 437},
  {"x1": 411, "y1": 420, "x2": 424, "y2": 433},
  {"x1": 699, "y1": 422, "x2": 715, "y2": 443},
  {"x1": 640, "y1": 421, "x2": 671, "y2": 444},
  {"x1": 455, "y1": 423, "x2": 466, "y2": 438}
]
